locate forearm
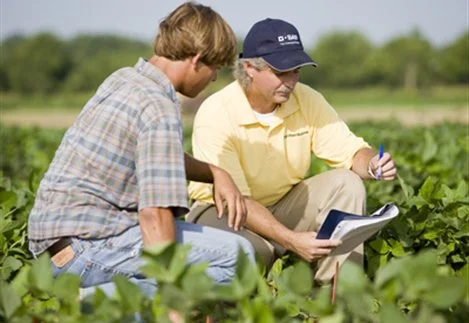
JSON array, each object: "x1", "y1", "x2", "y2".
[
  {"x1": 184, "y1": 152, "x2": 217, "y2": 183},
  {"x1": 351, "y1": 147, "x2": 376, "y2": 179},
  {"x1": 244, "y1": 198, "x2": 295, "y2": 251},
  {"x1": 245, "y1": 198, "x2": 342, "y2": 263},
  {"x1": 139, "y1": 207, "x2": 176, "y2": 247}
]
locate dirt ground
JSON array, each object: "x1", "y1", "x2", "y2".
[{"x1": 1, "y1": 104, "x2": 468, "y2": 129}]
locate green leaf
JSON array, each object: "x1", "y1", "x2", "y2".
[
  {"x1": 168, "y1": 244, "x2": 191, "y2": 282},
  {"x1": 422, "y1": 131, "x2": 438, "y2": 162},
  {"x1": 388, "y1": 239, "x2": 407, "y2": 257},
  {"x1": 421, "y1": 230, "x2": 440, "y2": 240},
  {"x1": 368, "y1": 238, "x2": 390, "y2": 255},
  {"x1": 397, "y1": 174, "x2": 414, "y2": 200},
  {"x1": 319, "y1": 310, "x2": 345, "y2": 323},
  {"x1": 141, "y1": 241, "x2": 174, "y2": 261},
  {"x1": 457, "y1": 264, "x2": 469, "y2": 303},
  {"x1": 418, "y1": 177, "x2": 438, "y2": 201},
  {"x1": 290, "y1": 261, "x2": 312, "y2": 295},
  {"x1": 29, "y1": 253, "x2": 53, "y2": 292},
  {"x1": 337, "y1": 262, "x2": 368, "y2": 293},
  {"x1": 374, "y1": 256, "x2": 405, "y2": 288},
  {"x1": 249, "y1": 298, "x2": 276, "y2": 323},
  {"x1": 181, "y1": 263, "x2": 214, "y2": 300},
  {"x1": 10, "y1": 263, "x2": 31, "y2": 297},
  {"x1": 279, "y1": 261, "x2": 312, "y2": 296},
  {"x1": 0, "y1": 256, "x2": 23, "y2": 280},
  {"x1": 422, "y1": 276, "x2": 467, "y2": 308},
  {"x1": 140, "y1": 243, "x2": 190, "y2": 283},
  {"x1": 379, "y1": 301, "x2": 411, "y2": 323},
  {"x1": 53, "y1": 273, "x2": 80, "y2": 304},
  {"x1": 0, "y1": 191, "x2": 17, "y2": 213},
  {"x1": 159, "y1": 284, "x2": 188, "y2": 312},
  {"x1": 235, "y1": 249, "x2": 259, "y2": 295},
  {"x1": 407, "y1": 196, "x2": 429, "y2": 210},
  {"x1": 0, "y1": 281, "x2": 22, "y2": 319},
  {"x1": 212, "y1": 281, "x2": 245, "y2": 301},
  {"x1": 113, "y1": 275, "x2": 145, "y2": 313},
  {"x1": 457, "y1": 205, "x2": 469, "y2": 219}
]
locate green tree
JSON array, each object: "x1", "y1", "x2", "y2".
[
  {"x1": 63, "y1": 52, "x2": 144, "y2": 92},
  {"x1": 63, "y1": 34, "x2": 151, "y2": 91},
  {"x1": 0, "y1": 34, "x2": 27, "y2": 91},
  {"x1": 6, "y1": 33, "x2": 69, "y2": 94},
  {"x1": 66, "y1": 34, "x2": 150, "y2": 66},
  {"x1": 438, "y1": 30, "x2": 469, "y2": 84},
  {"x1": 303, "y1": 31, "x2": 374, "y2": 87},
  {"x1": 369, "y1": 29, "x2": 436, "y2": 90}
]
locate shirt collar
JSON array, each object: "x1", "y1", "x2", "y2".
[{"x1": 134, "y1": 58, "x2": 179, "y2": 104}]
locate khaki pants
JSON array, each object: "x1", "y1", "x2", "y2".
[{"x1": 186, "y1": 169, "x2": 366, "y2": 283}]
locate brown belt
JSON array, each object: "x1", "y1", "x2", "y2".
[{"x1": 46, "y1": 237, "x2": 73, "y2": 257}]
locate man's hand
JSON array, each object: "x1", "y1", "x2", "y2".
[
  {"x1": 368, "y1": 152, "x2": 397, "y2": 180},
  {"x1": 287, "y1": 231, "x2": 342, "y2": 262},
  {"x1": 184, "y1": 153, "x2": 246, "y2": 231},
  {"x1": 352, "y1": 147, "x2": 397, "y2": 180},
  {"x1": 210, "y1": 165, "x2": 247, "y2": 231}
]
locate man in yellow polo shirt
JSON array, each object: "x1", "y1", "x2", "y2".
[{"x1": 187, "y1": 18, "x2": 397, "y2": 283}]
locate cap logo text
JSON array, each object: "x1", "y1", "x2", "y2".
[{"x1": 277, "y1": 34, "x2": 300, "y2": 45}]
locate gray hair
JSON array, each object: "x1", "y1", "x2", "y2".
[{"x1": 233, "y1": 57, "x2": 270, "y2": 90}]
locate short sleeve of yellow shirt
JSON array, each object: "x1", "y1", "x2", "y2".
[{"x1": 188, "y1": 82, "x2": 370, "y2": 206}]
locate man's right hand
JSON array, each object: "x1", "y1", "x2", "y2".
[
  {"x1": 243, "y1": 198, "x2": 341, "y2": 262},
  {"x1": 286, "y1": 231, "x2": 342, "y2": 262}
]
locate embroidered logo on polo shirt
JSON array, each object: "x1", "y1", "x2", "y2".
[{"x1": 284, "y1": 130, "x2": 308, "y2": 138}]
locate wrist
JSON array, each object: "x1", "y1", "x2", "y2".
[
  {"x1": 282, "y1": 230, "x2": 297, "y2": 251},
  {"x1": 209, "y1": 163, "x2": 222, "y2": 174}
]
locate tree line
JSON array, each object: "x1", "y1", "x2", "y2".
[{"x1": 0, "y1": 28, "x2": 467, "y2": 94}]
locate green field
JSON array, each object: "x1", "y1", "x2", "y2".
[
  {"x1": 2, "y1": 85, "x2": 468, "y2": 112},
  {"x1": 1, "y1": 119, "x2": 468, "y2": 321}
]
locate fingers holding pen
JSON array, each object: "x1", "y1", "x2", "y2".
[{"x1": 377, "y1": 152, "x2": 397, "y2": 180}]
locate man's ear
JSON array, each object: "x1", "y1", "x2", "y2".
[
  {"x1": 244, "y1": 61, "x2": 257, "y2": 77},
  {"x1": 191, "y1": 53, "x2": 203, "y2": 71}
]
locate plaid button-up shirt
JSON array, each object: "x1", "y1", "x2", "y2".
[{"x1": 28, "y1": 58, "x2": 189, "y2": 255}]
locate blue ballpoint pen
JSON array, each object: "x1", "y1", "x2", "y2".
[{"x1": 376, "y1": 144, "x2": 384, "y2": 179}]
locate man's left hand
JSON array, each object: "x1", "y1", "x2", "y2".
[{"x1": 211, "y1": 166, "x2": 247, "y2": 231}]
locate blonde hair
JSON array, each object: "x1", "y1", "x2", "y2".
[
  {"x1": 153, "y1": 2, "x2": 237, "y2": 67},
  {"x1": 233, "y1": 57, "x2": 269, "y2": 90}
]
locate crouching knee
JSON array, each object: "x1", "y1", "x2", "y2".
[{"x1": 332, "y1": 169, "x2": 366, "y2": 202}]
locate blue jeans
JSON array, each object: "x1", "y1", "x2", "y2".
[{"x1": 49, "y1": 220, "x2": 255, "y2": 298}]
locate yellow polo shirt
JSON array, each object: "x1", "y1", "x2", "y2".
[{"x1": 188, "y1": 81, "x2": 370, "y2": 206}]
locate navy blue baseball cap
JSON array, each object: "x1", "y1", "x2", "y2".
[{"x1": 240, "y1": 18, "x2": 317, "y2": 72}]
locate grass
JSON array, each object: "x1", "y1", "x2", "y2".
[
  {"x1": 1, "y1": 85, "x2": 467, "y2": 113},
  {"x1": 1, "y1": 92, "x2": 92, "y2": 111},
  {"x1": 316, "y1": 85, "x2": 468, "y2": 107}
]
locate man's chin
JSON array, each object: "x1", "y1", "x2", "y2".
[
  {"x1": 180, "y1": 90, "x2": 199, "y2": 99},
  {"x1": 274, "y1": 94, "x2": 291, "y2": 103}
]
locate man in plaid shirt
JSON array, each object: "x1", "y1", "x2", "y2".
[{"x1": 28, "y1": 2, "x2": 254, "y2": 299}]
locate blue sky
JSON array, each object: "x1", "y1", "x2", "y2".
[{"x1": 1, "y1": 0, "x2": 467, "y2": 47}]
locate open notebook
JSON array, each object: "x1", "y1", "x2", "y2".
[{"x1": 317, "y1": 203, "x2": 399, "y2": 256}]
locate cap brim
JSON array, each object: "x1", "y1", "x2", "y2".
[{"x1": 262, "y1": 49, "x2": 317, "y2": 72}]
